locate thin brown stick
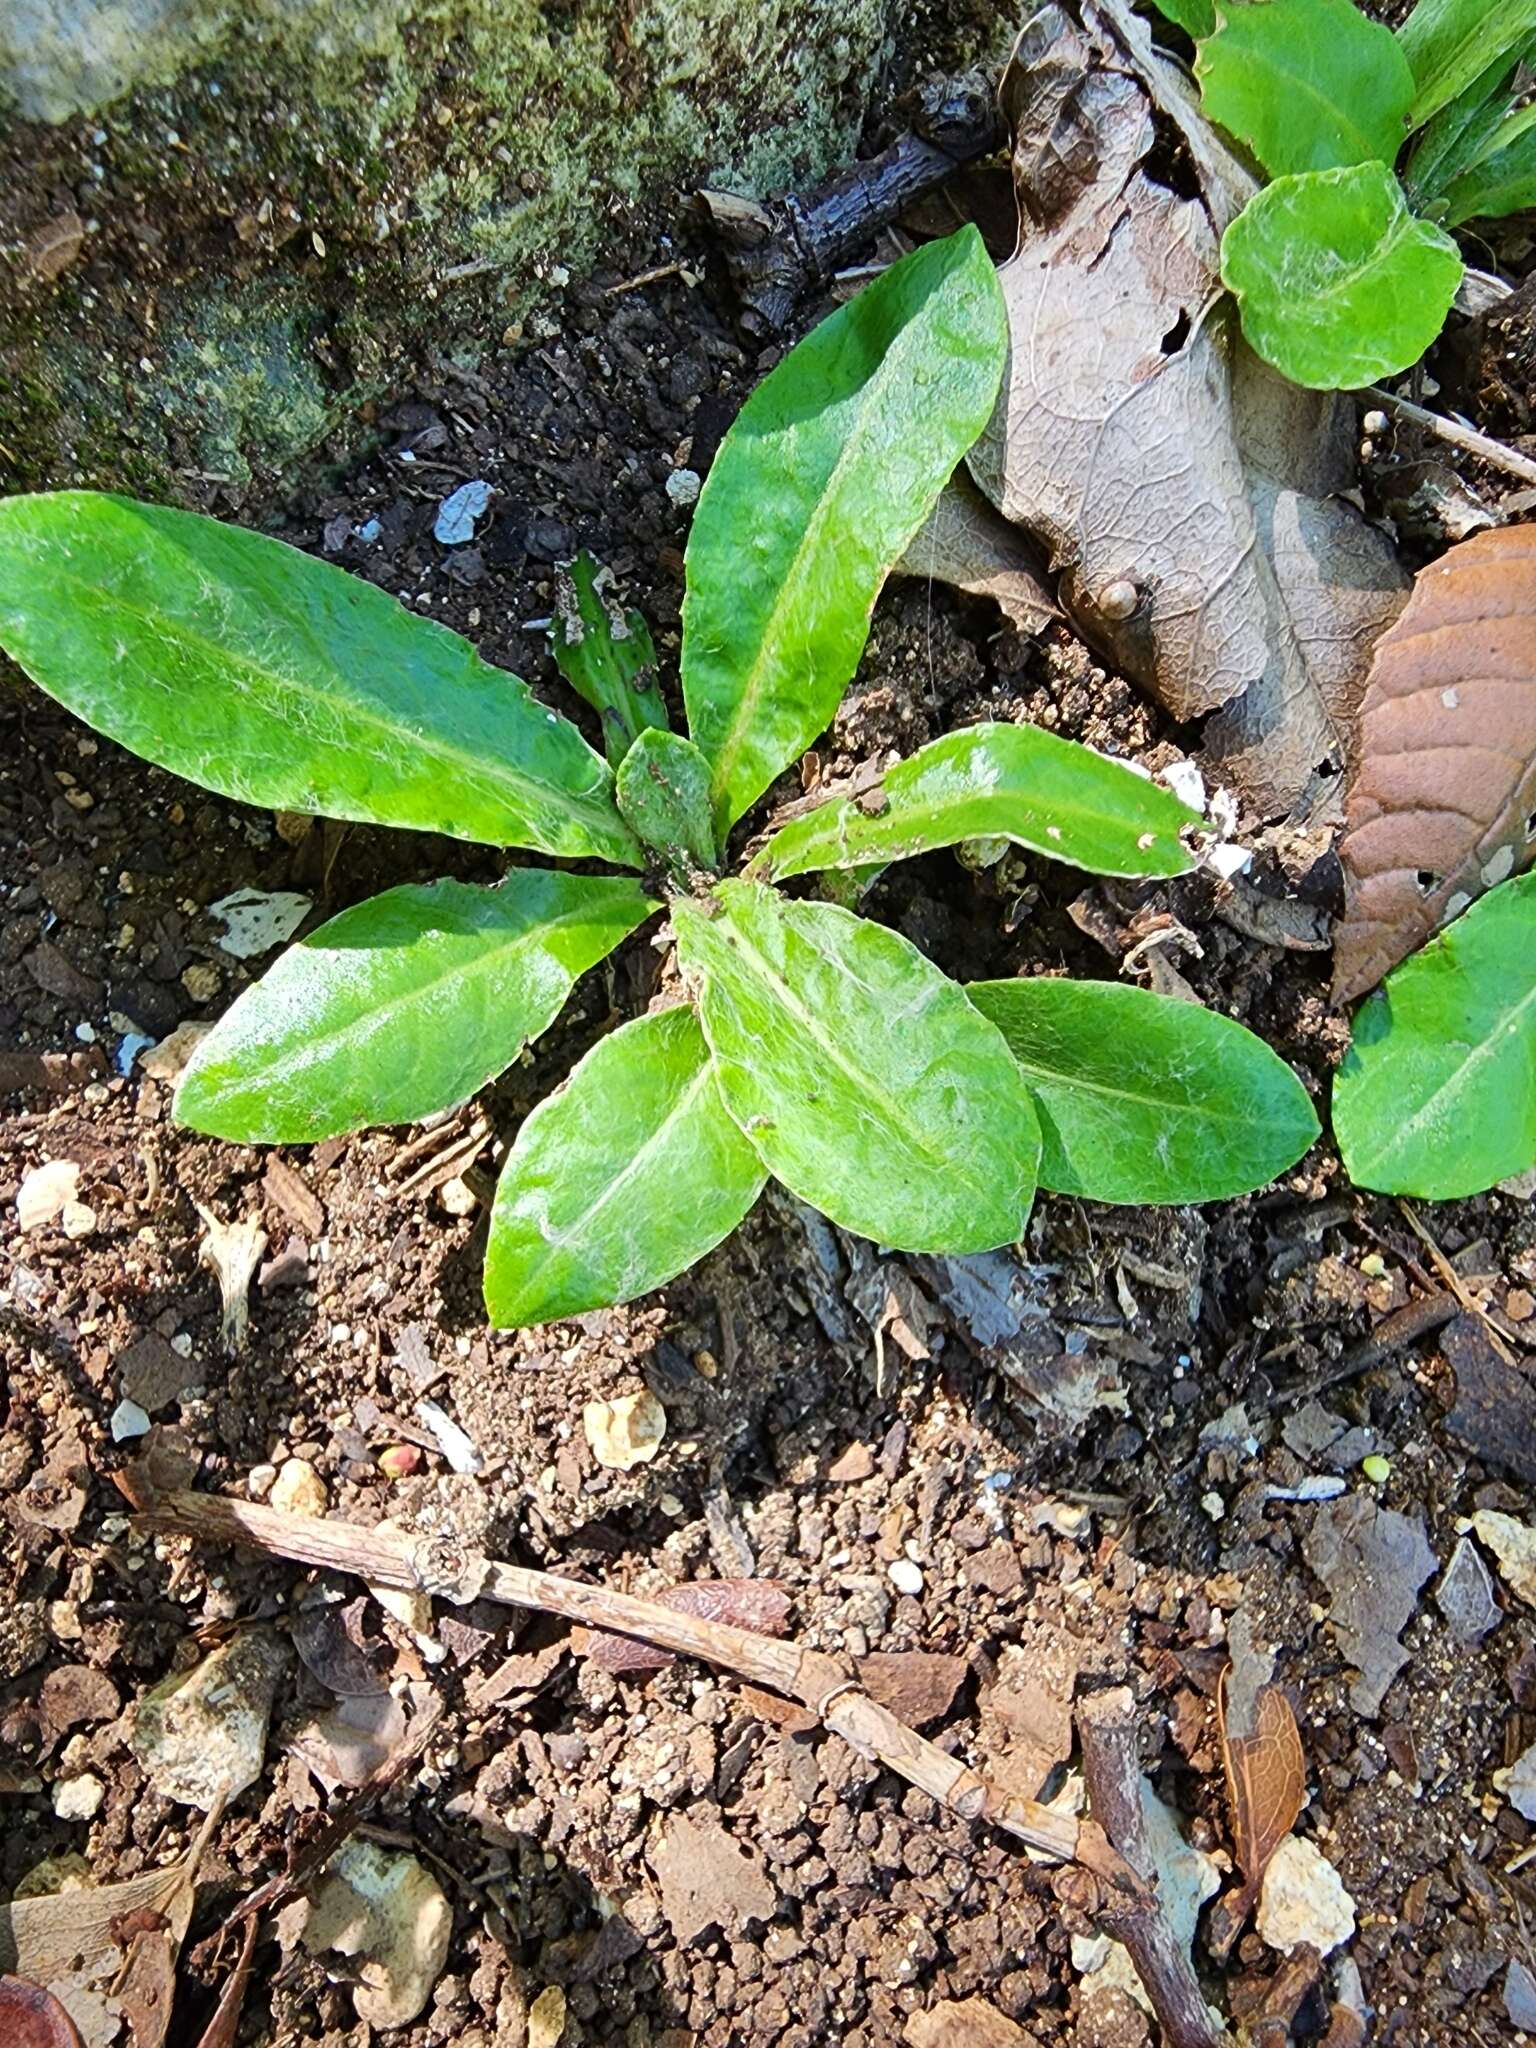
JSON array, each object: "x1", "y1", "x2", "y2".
[
  {"x1": 1078, "y1": 1687, "x2": 1231, "y2": 2048},
  {"x1": 1398, "y1": 1200, "x2": 1518, "y2": 1366},
  {"x1": 119, "y1": 1481, "x2": 1146, "y2": 1903},
  {"x1": 1366, "y1": 385, "x2": 1536, "y2": 489}
]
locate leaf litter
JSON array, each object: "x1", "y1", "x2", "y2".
[{"x1": 960, "y1": 0, "x2": 1407, "y2": 818}]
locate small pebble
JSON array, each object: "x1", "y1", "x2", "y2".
[
  {"x1": 887, "y1": 1559, "x2": 924, "y2": 1596},
  {"x1": 247, "y1": 1463, "x2": 278, "y2": 1499},
  {"x1": 53, "y1": 1773, "x2": 105, "y2": 1821},
  {"x1": 270, "y1": 1457, "x2": 328, "y2": 1517},
  {"x1": 665, "y1": 467, "x2": 701, "y2": 508},
  {"x1": 110, "y1": 1399, "x2": 151, "y2": 1442}
]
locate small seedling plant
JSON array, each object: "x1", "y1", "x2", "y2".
[
  {"x1": 0, "y1": 227, "x2": 1318, "y2": 1331},
  {"x1": 1152, "y1": 0, "x2": 1536, "y2": 389}
]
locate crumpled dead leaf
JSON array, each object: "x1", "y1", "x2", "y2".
[
  {"x1": 287, "y1": 1692, "x2": 410, "y2": 1793},
  {"x1": 1303, "y1": 1494, "x2": 1436, "y2": 1716},
  {"x1": 574, "y1": 1579, "x2": 790, "y2": 1675},
  {"x1": 895, "y1": 472, "x2": 1058, "y2": 637},
  {"x1": 1210, "y1": 1612, "x2": 1304, "y2": 1955},
  {"x1": 1333, "y1": 526, "x2": 1536, "y2": 1003},
  {"x1": 647, "y1": 1810, "x2": 776, "y2": 1945},
  {"x1": 965, "y1": 0, "x2": 1407, "y2": 819}
]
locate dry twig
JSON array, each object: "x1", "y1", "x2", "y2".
[{"x1": 1367, "y1": 385, "x2": 1536, "y2": 490}]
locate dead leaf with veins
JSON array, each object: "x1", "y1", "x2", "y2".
[
  {"x1": 1333, "y1": 526, "x2": 1536, "y2": 1004},
  {"x1": 894, "y1": 471, "x2": 1058, "y2": 637},
  {"x1": 965, "y1": 0, "x2": 1407, "y2": 818},
  {"x1": 1210, "y1": 1613, "x2": 1305, "y2": 1955}
]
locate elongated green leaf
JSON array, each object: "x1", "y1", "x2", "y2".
[
  {"x1": 682, "y1": 227, "x2": 1007, "y2": 836},
  {"x1": 1199, "y1": 0, "x2": 1415, "y2": 176},
  {"x1": 615, "y1": 728, "x2": 718, "y2": 873},
  {"x1": 1445, "y1": 106, "x2": 1536, "y2": 221},
  {"x1": 483, "y1": 1005, "x2": 767, "y2": 1327},
  {"x1": 967, "y1": 978, "x2": 1319, "y2": 1204},
  {"x1": 1397, "y1": 0, "x2": 1536, "y2": 126},
  {"x1": 753, "y1": 723, "x2": 1198, "y2": 884},
  {"x1": 550, "y1": 550, "x2": 668, "y2": 768},
  {"x1": 1404, "y1": 45, "x2": 1523, "y2": 206},
  {"x1": 176, "y1": 873, "x2": 655, "y2": 1143},
  {"x1": 1333, "y1": 872, "x2": 1536, "y2": 1199},
  {"x1": 674, "y1": 881, "x2": 1040, "y2": 1253},
  {"x1": 0, "y1": 492, "x2": 639, "y2": 864},
  {"x1": 1221, "y1": 164, "x2": 1463, "y2": 389}
]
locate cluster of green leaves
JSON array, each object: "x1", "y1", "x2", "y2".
[
  {"x1": 1332, "y1": 872, "x2": 1536, "y2": 1199},
  {"x1": 1151, "y1": 0, "x2": 1536, "y2": 389},
  {"x1": 0, "y1": 225, "x2": 1320, "y2": 1333}
]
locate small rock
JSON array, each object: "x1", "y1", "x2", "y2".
[
  {"x1": 131, "y1": 1629, "x2": 288, "y2": 1810},
  {"x1": 300, "y1": 1837, "x2": 453, "y2": 2029},
  {"x1": 1505, "y1": 1958, "x2": 1536, "y2": 2032},
  {"x1": 665, "y1": 467, "x2": 701, "y2": 507},
  {"x1": 856, "y1": 1650, "x2": 967, "y2": 1728},
  {"x1": 60, "y1": 1200, "x2": 97, "y2": 1239},
  {"x1": 887, "y1": 1559, "x2": 924, "y2": 1597},
  {"x1": 140, "y1": 1020, "x2": 213, "y2": 1084},
  {"x1": 110, "y1": 1399, "x2": 152, "y2": 1443},
  {"x1": 583, "y1": 1388, "x2": 666, "y2": 1471},
  {"x1": 118, "y1": 1332, "x2": 196, "y2": 1414},
  {"x1": 271, "y1": 1457, "x2": 328, "y2": 1518},
  {"x1": 181, "y1": 961, "x2": 222, "y2": 1002},
  {"x1": 528, "y1": 1985, "x2": 568, "y2": 2048},
  {"x1": 1474, "y1": 1509, "x2": 1536, "y2": 1607},
  {"x1": 17, "y1": 1158, "x2": 81, "y2": 1231},
  {"x1": 437, "y1": 1175, "x2": 478, "y2": 1217},
  {"x1": 51, "y1": 1772, "x2": 105, "y2": 1821},
  {"x1": 1256, "y1": 1834, "x2": 1356, "y2": 1956},
  {"x1": 417, "y1": 1400, "x2": 483, "y2": 1476},
  {"x1": 1436, "y1": 1534, "x2": 1501, "y2": 1644},
  {"x1": 1496, "y1": 1739, "x2": 1536, "y2": 1821},
  {"x1": 828, "y1": 1442, "x2": 875, "y2": 1482},
  {"x1": 247, "y1": 1463, "x2": 278, "y2": 1500},
  {"x1": 434, "y1": 479, "x2": 493, "y2": 546}
]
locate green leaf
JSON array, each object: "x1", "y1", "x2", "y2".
[
  {"x1": 967, "y1": 978, "x2": 1319, "y2": 1204},
  {"x1": 483, "y1": 1005, "x2": 767, "y2": 1327},
  {"x1": 752, "y1": 723, "x2": 1199, "y2": 884},
  {"x1": 682, "y1": 226, "x2": 1007, "y2": 836},
  {"x1": 1404, "y1": 45, "x2": 1523, "y2": 206},
  {"x1": 1397, "y1": 0, "x2": 1536, "y2": 126},
  {"x1": 1444, "y1": 105, "x2": 1536, "y2": 221},
  {"x1": 674, "y1": 880, "x2": 1040, "y2": 1253},
  {"x1": 1198, "y1": 0, "x2": 1415, "y2": 176},
  {"x1": 1150, "y1": 0, "x2": 1216, "y2": 38},
  {"x1": 175, "y1": 873, "x2": 655, "y2": 1143},
  {"x1": 615, "y1": 729, "x2": 718, "y2": 874},
  {"x1": 1333, "y1": 872, "x2": 1536, "y2": 1199},
  {"x1": 549, "y1": 550, "x2": 669, "y2": 768},
  {"x1": 1220, "y1": 164, "x2": 1463, "y2": 389},
  {"x1": 0, "y1": 492, "x2": 639, "y2": 865}
]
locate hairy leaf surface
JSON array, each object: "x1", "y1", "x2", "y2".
[
  {"x1": 682, "y1": 227, "x2": 1006, "y2": 835},
  {"x1": 1334, "y1": 526, "x2": 1536, "y2": 1005},
  {"x1": 675, "y1": 881, "x2": 1040, "y2": 1252},
  {"x1": 967, "y1": 978, "x2": 1318, "y2": 1203},
  {"x1": 0, "y1": 492, "x2": 638, "y2": 863},
  {"x1": 1333, "y1": 873, "x2": 1536, "y2": 1198},
  {"x1": 1397, "y1": 0, "x2": 1536, "y2": 125},
  {"x1": 615, "y1": 729, "x2": 718, "y2": 872},
  {"x1": 1220, "y1": 163, "x2": 1463, "y2": 389},
  {"x1": 176, "y1": 874, "x2": 654, "y2": 1142},
  {"x1": 754, "y1": 724, "x2": 1198, "y2": 883},
  {"x1": 483, "y1": 1006, "x2": 766, "y2": 1327},
  {"x1": 1198, "y1": 0, "x2": 1414, "y2": 178}
]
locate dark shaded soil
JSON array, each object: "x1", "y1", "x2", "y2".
[{"x1": 5, "y1": 205, "x2": 1536, "y2": 2048}]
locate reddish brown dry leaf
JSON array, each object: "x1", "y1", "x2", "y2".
[
  {"x1": 574, "y1": 1580, "x2": 790, "y2": 1675},
  {"x1": 1217, "y1": 1669, "x2": 1304, "y2": 1901},
  {"x1": 1333, "y1": 526, "x2": 1536, "y2": 1003},
  {"x1": 0, "y1": 1977, "x2": 86, "y2": 2048}
]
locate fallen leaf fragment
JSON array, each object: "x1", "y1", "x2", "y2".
[
  {"x1": 299, "y1": 1838, "x2": 452, "y2": 2030},
  {"x1": 1334, "y1": 526, "x2": 1536, "y2": 1004},
  {"x1": 1215, "y1": 1613, "x2": 1305, "y2": 1944},
  {"x1": 193, "y1": 1202, "x2": 267, "y2": 1355},
  {"x1": 582, "y1": 1387, "x2": 666, "y2": 1471},
  {"x1": 0, "y1": 1978, "x2": 86, "y2": 2048},
  {"x1": 1302, "y1": 1494, "x2": 1436, "y2": 1715},
  {"x1": 894, "y1": 471, "x2": 1057, "y2": 637},
  {"x1": 207, "y1": 888, "x2": 312, "y2": 959},
  {"x1": 1506, "y1": 1958, "x2": 1536, "y2": 2033},
  {"x1": 966, "y1": 0, "x2": 1406, "y2": 817},
  {"x1": 1435, "y1": 1534, "x2": 1501, "y2": 1645},
  {"x1": 1255, "y1": 1834, "x2": 1356, "y2": 1956},
  {"x1": 647, "y1": 1810, "x2": 776, "y2": 1944},
  {"x1": 1440, "y1": 1313, "x2": 1536, "y2": 1484},
  {"x1": 1473, "y1": 1509, "x2": 1536, "y2": 1607},
  {"x1": 1496, "y1": 1738, "x2": 1536, "y2": 1822},
  {"x1": 17, "y1": 1160, "x2": 81, "y2": 1233},
  {"x1": 131, "y1": 1629, "x2": 288, "y2": 1810},
  {"x1": 575, "y1": 1579, "x2": 790, "y2": 1674},
  {"x1": 288, "y1": 1692, "x2": 410, "y2": 1793}
]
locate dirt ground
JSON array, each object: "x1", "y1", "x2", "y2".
[{"x1": 6, "y1": 151, "x2": 1536, "y2": 2048}]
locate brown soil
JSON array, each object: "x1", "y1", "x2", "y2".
[{"x1": 5, "y1": 207, "x2": 1536, "y2": 2048}]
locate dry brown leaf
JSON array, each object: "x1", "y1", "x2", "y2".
[
  {"x1": 573, "y1": 1579, "x2": 790, "y2": 1675},
  {"x1": 1217, "y1": 1667, "x2": 1304, "y2": 1920},
  {"x1": 647, "y1": 1811, "x2": 776, "y2": 1945},
  {"x1": 966, "y1": 0, "x2": 1406, "y2": 818},
  {"x1": 1333, "y1": 526, "x2": 1536, "y2": 1003},
  {"x1": 0, "y1": 1977, "x2": 86, "y2": 2048},
  {"x1": 895, "y1": 472, "x2": 1058, "y2": 637}
]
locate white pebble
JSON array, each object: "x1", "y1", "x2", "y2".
[
  {"x1": 53, "y1": 1773, "x2": 105, "y2": 1820},
  {"x1": 110, "y1": 1399, "x2": 151, "y2": 1442},
  {"x1": 887, "y1": 1559, "x2": 924, "y2": 1597},
  {"x1": 665, "y1": 467, "x2": 702, "y2": 508}
]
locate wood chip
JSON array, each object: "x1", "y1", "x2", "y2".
[{"x1": 263, "y1": 1156, "x2": 325, "y2": 1236}]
